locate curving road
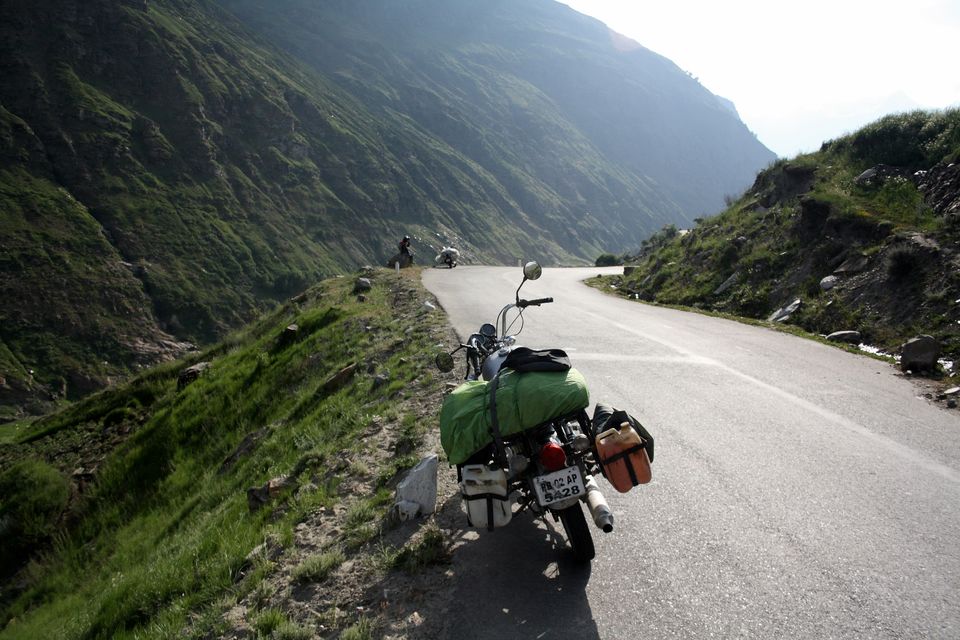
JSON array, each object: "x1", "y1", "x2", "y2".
[{"x1": 422, "y1": 266, "x2": 960, "y2": 640}]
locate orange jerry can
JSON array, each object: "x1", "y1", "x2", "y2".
[{"x1": 595, "y1": 421, "x2": 652, "y2": 492}]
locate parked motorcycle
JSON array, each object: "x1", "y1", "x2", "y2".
[
  {"x1": 436, "y1": 262, "x2": 653, "y2": 561},
  {"x1": 435, "y1": 246, "x2": 460, "y2": 268}
]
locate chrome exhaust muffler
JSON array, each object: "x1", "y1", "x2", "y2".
[{"x1": 584, "y1": 475, "x2": 614, "y2": 532}]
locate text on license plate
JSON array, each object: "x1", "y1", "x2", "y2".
[{"x1": 533, "y1": 466, "x2": 584, "y2": 506}]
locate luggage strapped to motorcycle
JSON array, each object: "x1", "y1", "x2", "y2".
[
  {"x1": 599, "y1": 441, "x2": 647, "y2": 485},
  {"x1": 454, "y1": 372, "x2": 517, "y2": 532},
  {"x1": 456, "y1": 348, "x2": 574, "y2": 531},
  {"x1": 460, "y1": 489, "x2": 509, "y2": 532},
  {"x1": 592, "y1": 406, "x2": 654, "y2": 487},
  {"x1": 487, "y1": 348, "x2": 573, "y2": 471},
  {"x1": 487, "y1": 371, "x2": 511, "y2": 472}
]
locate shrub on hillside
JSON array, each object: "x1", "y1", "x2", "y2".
[
  {"x1": 828, "y1": 109, "x2": 960, "y2": 168},
  {"x1": 716, "y1": 243, "x2": 740, "y2": 270},
  {"x1": 886, "y1": 245, "x2": 921, "y2": 281},
  {"x1": 791, "y1": 297, "x2": 861, "y2": 336},
  {"x1": 640, "y1": 224, "x2": 679, "y2": 255},
  {"x1": 595, "y1": 253, "x2": 620, "y2": 267},
  {"x1": 729, "y1": 284, "x2": 771, "y2": 318}
]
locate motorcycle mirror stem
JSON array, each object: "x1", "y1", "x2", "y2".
[{"x1": 516, "y1": 260, "x2": 542, "y2": 303}]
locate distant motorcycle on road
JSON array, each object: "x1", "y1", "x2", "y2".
[
  {"x1": 436, "y1": 261, "x2": 654, "y2": 561},
  {"x1": 435, "y1": 246, "x2": 460, "y2": 268}
]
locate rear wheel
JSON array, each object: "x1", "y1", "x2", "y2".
[{"x1": 558, "y1": 502, "x2": 595, "y2": 561}]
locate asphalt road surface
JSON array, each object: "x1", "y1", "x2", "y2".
[{"x1": 422, "y1": 265, "x2": 960, "y2": 640}]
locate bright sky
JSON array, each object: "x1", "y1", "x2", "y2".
[{"x1": 561, "y1": 0, "x2": 960, "y2": 158}]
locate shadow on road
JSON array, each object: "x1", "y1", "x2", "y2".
[{"x1": 442, "y1": 505, "x2": 601, "y2": 640}]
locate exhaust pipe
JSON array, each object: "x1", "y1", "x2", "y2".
[{"x1": 584, "y1": 475, "x2": 614, "y2": 532}]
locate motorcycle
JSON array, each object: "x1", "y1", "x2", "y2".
[
  {"x1": 435, "y1": 262, "x2": 653, "y2": 561},
  {"x1": 435, "y1": 246, "x2": 459, "y2": 268}
]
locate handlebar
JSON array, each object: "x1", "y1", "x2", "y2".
[
  {"x1": 517, "y1": 297, "x2": 553, "y2": 308},
  {"x1": 465, "y1": 334, "x2": 492, "y2": 380},
  {"x1": 446, "y1": 294, "x2": 553, "y2": 380}
]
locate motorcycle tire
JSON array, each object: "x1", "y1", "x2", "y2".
[{"x1": 558, "y1": 502, "x2": 595, "y2": 562}]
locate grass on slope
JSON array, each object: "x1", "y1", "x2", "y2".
[
  {"x1": 598, "y1": 110, "x2": 960, "y2": 360},
  {"x1": 0, "y1": 268, "x2": 448, "y2": 639}
]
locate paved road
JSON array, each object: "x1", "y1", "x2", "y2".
[{"x1": 422, "y1": 266, "x2": 960, "y2": 640}]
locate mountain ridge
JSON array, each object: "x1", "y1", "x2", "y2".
[{"x1": 220, "y1": 0, "x2": 772, "y2": 217}]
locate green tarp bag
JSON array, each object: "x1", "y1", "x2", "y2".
[{"x1": 440, "y1": 368, "x2": 589, "y2": 464}]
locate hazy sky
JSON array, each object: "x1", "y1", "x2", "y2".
[{"x1": 561, "y1": 0, "x2": 960, "y2": 158}]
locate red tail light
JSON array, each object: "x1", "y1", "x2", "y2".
[{"x1": 540, "y1": 442, "x2": 567, "y2": 471}]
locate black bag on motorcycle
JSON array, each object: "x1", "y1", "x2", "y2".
[
  {"x1": 592, "y1": 403, "x2": 654, "y2": 493},
  {"x1": 501, "y1": 347, "x2": 571, "y2": 373}
]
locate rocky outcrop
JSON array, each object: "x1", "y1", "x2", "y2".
[
  {"x1": 748, "y1": 162, "x2": 816, "y2": 208},
  {"x1": 126, "y1": 336, "x2": 195, "y2": 362},
  {"x1": 854, "y1": 161, "x2": 960, "y2": 218},
  {"x1": 386, "y1": 253, "x2": 414, "y2": 269},
  {"x1": 798, "y1": 196, "x2": 832, "y2": 233},
  {"x1": 247, "y1": 476, "x2": 299, "y2": 512},
  {"x1": 352, "y1": 278, "x2": 372, "y2": 294},
  {"x1": 278, "y1": 324, "x2": 299, "y2": 347},
  {"x1": 768, "y1": 298, "x2": 802, "y2": 323},
  {"x1": 819, "y1": 275, "x2": 839, "y2": 291},
  {"x1": 827, "y1": 331, "x2": 861, "y2": 343},
  {"x1": 900, "y1": 335, "x2": 940, "y2": 373},
  {"x1": 318, "y1": 363, "x2": 358, "y2": 396},
  {"x1": 177, "y1": 362, "x2": 211, "y2": 390},
  {"x1": 833, "y1": 254, "x2": 871, "y2": 275},
  {"x1": 916, "y1": 163, "x2": 960, "y2": 216},
  {"x1": 393, "y1": 454, "x2": 439, "y2": 521},
  {"x1": 714, "y1": 271, "x2": 740, "y2": 295},
  {"x1": 854, "y1": 164, "x2": 911, "y2": 187}
]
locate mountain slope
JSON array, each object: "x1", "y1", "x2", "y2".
[
  {"x1": 604, "y1": 109, "x2": 960, "y2": 363},
  {"x1": 0, "y1": 268, "x2": 457, "y2": 639},
  {"x1": 0, "y1": 0, "x2": 772, "y2": 417},
  {"x1": 219, "y1": 0, "x2": 775, "y2": 223},
  {"x1": 0, "y1": 0, "x2": 557, "y2": 416}
]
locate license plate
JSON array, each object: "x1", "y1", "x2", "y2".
[{"x1": 533, "y1": 466, "x2": 585, "y2": 506}]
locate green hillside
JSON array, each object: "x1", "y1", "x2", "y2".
[
  {"x1": 600, "y1": 109, "x2": 960, "y2": 362},
  {"x1": 220, "y1": 0, "x2": 774, "y2": 224},
  {"x1": 0, "y1": 0, "x2": 773, "y2": 418},
  {"x1": 0, "y1": 268, "x2": 451, "y2": 639}
]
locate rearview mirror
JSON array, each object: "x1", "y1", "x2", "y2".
[
  {"x1": 435, "y1": 352, "x2": 455, "y2": 372},
  {"x1": 522, "y1": 261, "x2": 542, "y2": 281}
]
